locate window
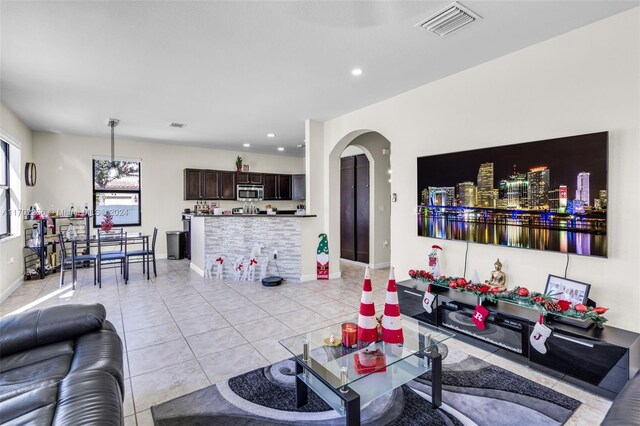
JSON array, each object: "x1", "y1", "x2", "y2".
[
  {"x1": 93, "y1": 159, "x2": 141, "y2": 227},
  {"x1": 0, "y1": 141, "x2": 9, "y2": 238}
]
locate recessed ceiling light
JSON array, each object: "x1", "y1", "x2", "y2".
[
  {"x1": 243, "y1": 143, "x2": 251, "y2": 147},
  {"x1": 267, "y1": 133, "x2": 276, "y2": 138},
  {"x1": 351, "y1": 68, "x2": 363, "y2": 76},
  {"x1": 277, "y1": 147, "x2": 285, "y2": 152}
]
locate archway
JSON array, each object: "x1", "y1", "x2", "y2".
[{"x1": 327, "y1": 130, "x2": 392, "y2": 274}]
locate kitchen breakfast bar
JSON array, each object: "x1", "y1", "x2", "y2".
[{"x1": 189, "y1": 214, "x2": 318, "y2": 282}]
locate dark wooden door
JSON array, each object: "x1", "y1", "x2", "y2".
[
  {"x1": 184, "y1": 169, "x2": 202, "y2": 200},
  {"x1": 203, "y1": 170, "x2": 220, "y2": 199},
  {"x1": 263, "y1": 174, "x2": 277, "y2": 200},
  {"x1": 340, "y1": 155, "x2": 369, "y2": 263},
  {"x1": 278, "y1": 174, "x2": 292, "y2": 200},
  {"x1": 355, "y1": 155, "x2": 370, "y2": 263},
  {"x1": 340, "y1": 157, "x2": 356, "y2": 261},
  {"x1": 219, "y1": 172, "x2": 236, "y2": 199}
]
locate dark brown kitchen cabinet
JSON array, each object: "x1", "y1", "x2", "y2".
[
  {"x1": 292, "y1": 174, "x2": 306, "y2": 201},
  {"x1": 278, "y1": 174, "x2": 292, "y2": 200},
  {"x1": 237, "y1": 172, "x2": 263, "y2": 185},
  {"x1": 219, "y1": 172, "x2": 236, "y2": 199},
  {"x1": 184, "y1": 169, "x2": 203, "y2": 200},
  {"x1": 184, "y1": 169, "x2": 229, "y2": 200},
  {"x1": 264, "y1": 174, "x2": 291, "y2": 200},
  {"x1": 203, "y1": 170, "x2": 220, "y2": 199}
]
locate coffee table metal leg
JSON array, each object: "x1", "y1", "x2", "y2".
[
  {"x1": 295, "y1": 361, "x2": 308, "y2": 408},
  {"x1": 428, "y1": 350, "x2": 443, "y2": 408},
  {"x1": 345, "y1": 392, "x2": 360, "y2": 426}
]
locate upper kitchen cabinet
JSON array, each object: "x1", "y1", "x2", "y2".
[
  {"x1": 264, "y1": 174, "x2": 292, "y2": 200},
  {"x1": 183, "y1": 168, "x2": 228, "y2": 200},
  {"x1": 184, "y1": 169, "x2": 220, "y2": 200},
  {"x1": 184, "y1": 169, "x2": 203, "y2": 200},
  {"x1": 237, "y1": 172, "x2": 263, "y2": 185},
  {"x1": 278, "y1": 174, "x2": 292, "y2": 200},
  {"x1": 203, "y1": 170, "x2": 220, "y2": 199},
  {"x1": 219, "y1": 171, "x2": 237, "y2": 200},
  {"x1": 292, "y1": 174, "x2": 306, "y2": 200}
]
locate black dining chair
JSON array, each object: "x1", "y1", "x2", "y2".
[
  {"x1": 57, "y1": 233, "x2": 97, "y2": 287},
  {"x1": 125, "y1": 227, "x2": 158, "y2": 281},
  {"x1": 97, "y1": 229, "x2": 127, "y2": 287}
]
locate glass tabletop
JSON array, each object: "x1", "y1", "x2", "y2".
[{"x1": 279, "y1": 314, "x2": 453, "y2": 391}]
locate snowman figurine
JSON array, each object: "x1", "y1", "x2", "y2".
[{"x1": 428, "y1": 245, "x2": 443, "y2": 277}]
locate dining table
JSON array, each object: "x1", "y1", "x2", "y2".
[{"x1": 69, "y1": 232, "x2": 150, "y2": 289}]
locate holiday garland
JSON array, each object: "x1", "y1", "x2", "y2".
[{"x1": 408, "y1": 269, "x2": 608, "y2": 328}]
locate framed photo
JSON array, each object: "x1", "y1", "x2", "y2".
[
  {"x1": 544, "y1": 274, "x2": 591, "y2": 306},
  {"x1": 242, "y1": 164, "x2": 250, "y2": 172}
]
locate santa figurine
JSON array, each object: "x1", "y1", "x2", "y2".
[{"x1": 428, "y1": 245, "x2": 443, "y2": 277}]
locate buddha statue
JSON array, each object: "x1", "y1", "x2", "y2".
[{"x1": 486, "y1": 258, "x2": 507, "y2": 289}]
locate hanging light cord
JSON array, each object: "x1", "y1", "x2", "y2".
[{"x1": 110, "y1": 121, "x2": 115, "y2": 163}]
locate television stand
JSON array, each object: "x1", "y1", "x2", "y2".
[{"x1": 397, "y1": 279, "x2": 640, "y2": 399}]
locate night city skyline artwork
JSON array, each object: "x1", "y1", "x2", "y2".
[{"x1": 416, "y1": 132, "x2": 608, "y2": 257}]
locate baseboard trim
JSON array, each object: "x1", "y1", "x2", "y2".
[
  {"x1": 340, "y1": 258, "x2": 390, "y2": 270},
  {"x1": 190, "y1": 262, "x2": 204, "y2": 277},
  {"x1": 1, "y1": 276, "x2": 24, "y2": 303}
]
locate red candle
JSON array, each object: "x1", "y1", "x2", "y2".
[{"x1": 342, "y1": 322, "x2": 358, "y2": 348}]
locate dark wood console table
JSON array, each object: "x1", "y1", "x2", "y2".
[{"x1": 397, "y1": 279, "x2": 640, "y2": 399}]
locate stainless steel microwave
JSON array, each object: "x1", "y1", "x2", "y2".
[{"x1": 237, "y1": 185, "x2": 264, "y2": 201}]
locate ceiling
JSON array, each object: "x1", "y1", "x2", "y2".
[{"x1": 1, "y1": 1, "x2": 637, "y2": 157}]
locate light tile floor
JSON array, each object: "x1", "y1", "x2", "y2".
[{"x1": 0, "y1": 259, "x2": 612, "y2": 425}]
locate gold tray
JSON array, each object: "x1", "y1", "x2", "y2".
[{"x1": 323, "y1": 337, "x2": 342, "y2": 347}]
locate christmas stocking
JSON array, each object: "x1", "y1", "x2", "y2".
[
  {"x1": 423, "y1": 284, "x2": 436, "y2": 313},
  {"x1": 472, "y1": 305, "x2": 490, "y2": 330},
  {"x1": 530, "y1": 322, "x2": 552, "y2": 354}
]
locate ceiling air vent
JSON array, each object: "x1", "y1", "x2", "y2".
[
  {"x1": 170, "y1": 122, "x2": 186, "y2": 128},
  {"x1": 416, "y1": 2, "x2": 481, "y2": 37}
]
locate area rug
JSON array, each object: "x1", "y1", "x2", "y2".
[{"x1": 151, "y1": 344, "x2": 580, "y2": 425}]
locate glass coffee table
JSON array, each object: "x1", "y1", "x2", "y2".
[{"x1": 279, "y1": 315, "x2": 453, "y2": 425}]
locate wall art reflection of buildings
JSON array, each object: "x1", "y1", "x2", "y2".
[{"x1": 417, "y1": 133, "x2": 608, "y2": 256}]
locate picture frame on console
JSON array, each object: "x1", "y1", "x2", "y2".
[{"x1": 544, "y1": 274, "x2": 591, "y2": 306}]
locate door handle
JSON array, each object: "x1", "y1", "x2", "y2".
[
  {"x1": 403, "y1": 290, "x2": 422, "y2": 297},
  {"x1": 554, "y1": 334, "x2": 594, "y2": 348}
]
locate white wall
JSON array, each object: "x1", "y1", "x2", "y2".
[
  {"x1": 31, "y1": 132, "x2": 305, "y2": 258},
  {"x1": 317, "y1": 8, "x2": 640, "y2": 331},
  {"x1": 0, "y1": 102, "x2": 33, "y2": 299}
]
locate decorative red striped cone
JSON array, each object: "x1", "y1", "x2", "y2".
[
  {"x1": 357, "y1": 266, "x2": 378, "y2": 343},
  {"x1": 381, "y1": 267, "x2": 404, "y2": 344}
]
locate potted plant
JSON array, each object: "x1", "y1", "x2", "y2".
[{"x1": 235, "y1": 155, "x2": 243, "y2": 172}]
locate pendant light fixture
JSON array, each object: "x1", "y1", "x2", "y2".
[{"x1": 107, "y1": 118, "x2": 120, "y2": 178}]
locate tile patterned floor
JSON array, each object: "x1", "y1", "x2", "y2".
[{"x1": 0, "y1": 260, "x2": 612, "y2": 425}]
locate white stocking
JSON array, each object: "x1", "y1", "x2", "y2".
[{"x1": 530, "y1": 322, "x2": 552, "y2": 354}]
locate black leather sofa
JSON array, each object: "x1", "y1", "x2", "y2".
[
  {"x1": 0, "y1": 304, "x2": 124, "y2": 425},
  {"x1": 602, "y1": 371, "x2": 640, "y2": 425}
]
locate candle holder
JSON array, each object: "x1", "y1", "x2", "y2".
[{"x1": 341, "y1": 322, "x2": 357, "y2": 348}]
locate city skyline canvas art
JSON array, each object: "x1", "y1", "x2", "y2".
[{"x1": 417, "y1": 132, "x2": 608, "y2": 256}]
